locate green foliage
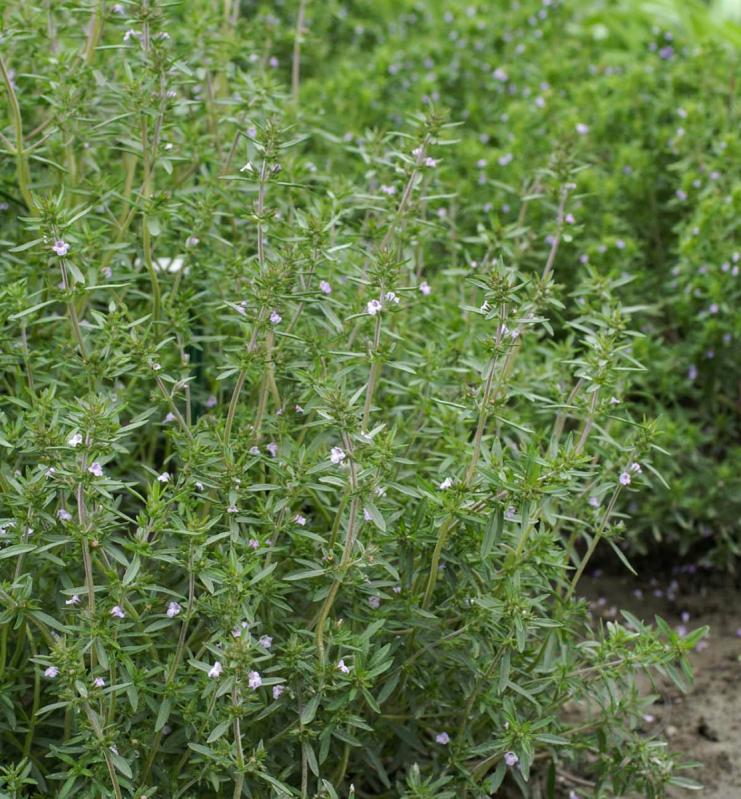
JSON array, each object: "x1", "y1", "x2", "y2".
[{"x1": 0, "y1": 1, "x2": 730, "y2": 797}]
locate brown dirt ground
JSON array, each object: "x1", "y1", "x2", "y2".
[{"x1": 581, "y1": 571, "x2": 741, "y2": 799}]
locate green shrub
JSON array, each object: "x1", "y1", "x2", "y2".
[{"x1": 0, "y1": 1, "x2": 726, "y2": 798}]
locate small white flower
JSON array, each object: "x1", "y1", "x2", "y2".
[
  {"x1": 248, "y1": 670, "x2": 262, "y2": 689},
  {"x1": 45, "y1": 666, "x2": 59, "y2": 678},
  {"x1": 629, "y1": 462, "x2": 642, "y2": 474},
  {"x1": 158, "y1": 471, "x2": 170, "y2": 483},
  {"x1": 57, "y1": 509, "x2": 72, "y2": 522},
  {"x1": 419, "y1": 281, "x2": 431, "y2": 295},
  {"x1": 319, "y1": 280, "x2": 332, "y2": 294},
  {"x1": 166, "y1": 601, "x2": 181, "y2": 618},
  {"x1": 438, "y1": 477, "x2": 453, "y2": 490},
  {"x1": 363, "y1": 508, "x2": 373, "y2": 521},
  {"x1": 337, "y1": 659, "x2": 350, "y2": 674},
  {"x1": 186, "y1": 235, "x2": 200, "y2": 247},
  {"x1": 208, "y1": 661, "x2": 223, "y2": 679},
  {"x1": 65, "y1": 594, "x2": 81, "y2": 606},
  {"x1": 93, "y1": 676, "x2": 106, "y2": 688},
  {"x1": 294, "y1": 514, "x2": 306, "y2": 526},
  {"x1": 88, "y1": 462, "x2": 103, "y2": 478},
  {"x1": 68, "y1": 433, "x2": 83, "y2": 447},
  {"x1": 366, "y1": 299, "x2": 382, "y2": 316},
  {"x1": 123, "y1": 29, "x2": 141, "y2": 42},
  {"x1": 249, "y1": 446, "x2": 261, "y2": 456},
  {"x1": 266, "y1": 442, "x2": 278, "y2": 457},
  {"x1": 576, "y1": 123, "x2": 589, "y2": 135},
  {"x1": 110, "y1": 605, "x2": 125, "y2": 619},
  {"x1": 330, "y1": 446, "x2": 346, "y2": 465},
  {"x1": 588, "y1": 496, "x2": 600, "y2": 508},
  {"x1": 384, "y1": 291, "x2": 400, "y2": 304},
  {"x1": 294, "y1": 404, "x2": 304, "y2": 414},
  {"x1": 269, "y1": 310, "x2": 282, "y2": 325},
  {"x1": 272, "y1": 684, "x2": 285, "y2": 699},
  {"x1": 45, "y1": 466, "x2": 56, "y2": 478},
  {"x1": 52, "y1": 239, "x2": 70, "y2": 256},
  {"x1": 435, "y1": 731, "x2": 450, "y2": 744},
  {"x1": 619, "y1": 472, "x2": 631, "y2": 486},
  {"x1": 368, "y1": 595, "x2": 381, "y2": 609},
  {"x1": 258, "y1": 635, "x2": 272, "y2": 649},
  {"x1": 226, "y1": 504, "x2": 238, "y2": 514}
]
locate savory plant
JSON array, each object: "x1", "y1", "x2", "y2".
[{"x1": 0, "y1": 1, "x2": 722, "y2": 797}]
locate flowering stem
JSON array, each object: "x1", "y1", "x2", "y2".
[
  {"x1": 154, "y1": 375, "x2": 192, "y2": 439},
  {"x1": 58, "y1": 258, "x2": 88, "y2": 359},
  {"x1": 564, "y1": 484, "x2": 622, "y2": 600},
  {"x1": 315, "y1": 432, "x2": 359, "y2": 663},
  {"x1": 0, "y1": 55, "x2": 36, "y2": 214},
  {"x1": 223, "y1": 162, "x2": 269, "y2": 450},
  {"x1": 81, "y1": 699, "x2": 123, "y2": 799}
]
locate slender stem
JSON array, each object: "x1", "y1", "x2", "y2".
[
  {"x1": 565, "y1": 484, "x2": 622, "y2": 600},
  {"x1": 291, "y1": 0, "x2": 308, "y2": 103},
  {"x1": 83, "y1": 0, "x2": 105, "y2": 65},
  {"x1": 232, "y1": 682, "x2": 245, "y2": 799},
  {"x1": 0, "y1": 55, "x2": 35, "y2": 213},
  {"x1": 58, "y1": 258, "x2": 88, "y2": 359}
]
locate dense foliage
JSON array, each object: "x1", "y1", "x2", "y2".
[{"x1": 1, "y1": 1, "x2": 737, "y2": 798}]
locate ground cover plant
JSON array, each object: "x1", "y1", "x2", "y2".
[{"x1": 0, "y1": 1, "x2": 738, "y2": 797}]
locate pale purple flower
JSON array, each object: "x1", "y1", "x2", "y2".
[
  {"x1": 565, "y1": 213, "x2": 575, "y2": 224},
  {"x1": 52, "y1": 239, "x2": 70, "y2": 256},
  {"x1": 366, "y1": 299, "x2": 382, "y2": 316},
  {"x1": 186, "y1": 235, "x2": 199, "y2": 247},
  {"x1": 295, "y1": 404, "x2": 304, "y2": 414},
  {"x1": 576, "y1": 123, "x2": 589, "y2": 135},
  {"x1": 688, "y1": 364, "x2": 698, "y2": 381},
  {"x1": 195, "y1": 481, "x2": 204, "y2": 491},
  {"x1": 248, "y1": 670, "x2": 262, "y2": 689},
  {"x1": 588, "y1": 496, "x2": 600, "y2": 508},
  {"x1": 419, "y1": 281, "x2": 431, "y2": 295},
  {"x1": 88, "y1": 462, "x2": 103, "y2": 478},
  {"x1": 93, "y1": 677, "x2": 106, "y2": 688},
  {"x1": 438, "y1": 477, "x2": 453, "y2": 490},
  {"x1": 248, "y1": 538, "x2": 259, "y2": 549},
  {"x1": 206, "y1": 394, "x2": 217, "y2": 408},
  {"x1": 269, "y1": 310, "x2": 282, "y2": 325},
  {"x1": 709, "y1": 303, "x2": 719, "y2": 315},
  {"x1": 319, "y1": 280, "x2": 332, "y2": 294},
  {"x1": 123, "y1": 29, "x2": 140, "y2": 42},
  {"x1": 368, "y1": 595, "x2": 381, "y2": 609},
  {"x1": 435, "y1": 732, "x2": 450, "y2": 744},
  {"x1": 45, "y1": 466, "x2": 56, "y2": 478},
  {"x1": 498, "y1": 153, "x2": 513, "y2": 166},
  {"x1": 424, "y1": 156, "x2": 438, "y2": 168},
  {"x1": 266, "y1": 442, "x2": 278, "y2": 457},
  {"x1": 112, "y1": 3, "x2": 124, "y2": 13},
  {"x1": 272, "y1": 684, "x2": 285, "y2": 699},
  {"x1": 504, "y1": 751, "x2": 519, "y2": 767},
  {"x1": 619, "y1": 472, "x2": 631, "y2": 486},
  {"x1": 164, "y1": 412, "x2": 176, "y2": 423},
  {"x1": 330, "y1": 446, "x2": 346, "y2": 465},
  {"x1": 65, "y1": 594, "x2": 81, "y2": 606},
  {"x1": 226, "y1": 504, "x2": 238, "y2": 514},
  {"x1": 384, "y1": 291, "x2": 400, "y2": 304},
  {"x1": 363, "y1": 508, "x2": 373, "y2": 522},
  {"x1": 110, "y1": 605, "x2": 125, "y2": 619},
  {"x1": 493, "y1": 67, "x2": 508, "y2": 82},
  {"x1": 158, "y1": 471, "x2": 170, "y2": 483},
  {"x1": 629, "y1": 462, "x2": 642, "y2": 474},
  {"x1": 269, "y1": 56, "x2": 279, "y2": 68},
  {"x1": 615, "y1": 238, "x2": 626, "y2": 250},
  {"x1": 57, "y1": 508, "x2": 72, "y2": 522},
  {"x1": 259, "y1": 635, "x2": 273, "y2": 649},
  {"x1": 337, "y1": 659, "x2": 350, "y2": 673},
  {"x1": 45, "y1": 666, "x2": 59, "y2": 679},
  {"x1": 68, "y1": 433, "x2": 83, "y2": 447},
  {"x1": 208, "y1": 661, "x2": 223, "y2": 679},
  {"x1": 380, "y1": 184, "x2": 396, "y2": 195},
  {"x1": 295, "y1": 514, "x2": 307, "y2": 526},
  {"x1": 166, "y1": 601, "x2": 181, "y2": 618},
  {"x1": 249, "y1": 446, "x2": 261, "y2": 456}
]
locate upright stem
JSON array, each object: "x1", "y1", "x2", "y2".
[
  {"x1": 83, "y1": 0, "x2": 105, "y2": 66},
  {"x1": 232, "y1": 682, "x2": 245, "y2": 799},
  {"x1": 0, "y1": 56, "x2": 35, "y2": 214},
  {"x1": 291, "y1": 0, "x2": 308, "y2": 103},
  {"x1": 58, "y1": 258, "x2": 88, "y2": 359},
  {"x1": 315, "y1": 432, "x2": 359, "y2": 663},
  {"x1": 223, "y1": 161, "x2": 268, "y2": 450},
  {"x1": 565, "y1": 485, "x2": 622, "y2": 600}
]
